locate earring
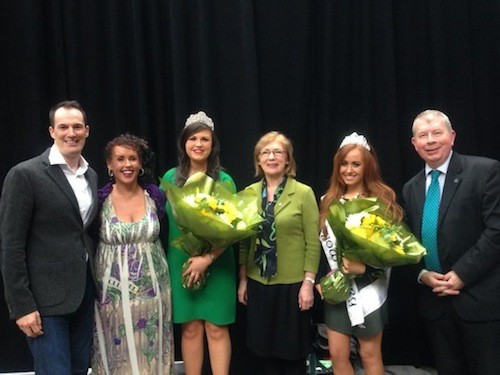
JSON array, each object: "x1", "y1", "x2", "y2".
[
  {"x1": 139, "y1": 168, "x2": 145, "y2": 176},
  {"x1": 108, "y1": 169, "x2": 114, "y2": 177}
]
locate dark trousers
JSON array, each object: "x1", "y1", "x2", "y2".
[
  {"x1": 27, "y1": 271, "x2": 95, "y2": 375},
  {"x1": 425, "y1": 301, "x2": 500, "y2": 375}
]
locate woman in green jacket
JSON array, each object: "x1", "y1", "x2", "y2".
[{"x1": 238, "y1": 131, "x2": 320, "y2": 375}]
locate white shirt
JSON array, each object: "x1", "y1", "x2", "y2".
[
  {"x1": 48, "y1": 145, "x2": 93, "y2": 226},
  {"x1": 424, "y1": 150, "x2": 453, "y2": 196}
]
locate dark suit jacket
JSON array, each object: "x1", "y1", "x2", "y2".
[
  {"x1": 402, "y1": 152, "x2": 500, "y2": 321},
  {"x1": 0, "y1": 148, "x2": 98, "y2": 319}
]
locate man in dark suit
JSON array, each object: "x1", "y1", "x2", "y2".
[
  {"x1": 403, "y1": 109, "x2": 500, "y2": 375},
  {"x1": 0, "y1": 100, "x2": 98, "y2": 374}
]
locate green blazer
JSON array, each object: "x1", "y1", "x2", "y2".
[{"x1": 239, "y1": 177, "x2": 320, "y2": 284}]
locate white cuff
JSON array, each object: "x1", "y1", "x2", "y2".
[{"x1": 417, "y1": 269, "x2": 429, "y2": 284}]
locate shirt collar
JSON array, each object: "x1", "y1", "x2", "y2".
[
  {"x1": 425, "y1": 150, "x2": 453, "y2": 176},
  {"x1": 48, "y1": 144, "x2": 89, "y2": 175}
]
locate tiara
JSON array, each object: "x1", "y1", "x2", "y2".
[
  {"x1": 339, "y1": 132, "x2": 371, "y2": 151},
  {"x1": 184, "y1": 111, "x2": 215, "y2": 130}
]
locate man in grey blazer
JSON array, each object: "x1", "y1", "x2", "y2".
[
  {"x1": 0, "y1": 100, "x2": 98, "y2": 374},
  {"x1": 403, "y1": 109, "x2": 500, "y2": 375}
]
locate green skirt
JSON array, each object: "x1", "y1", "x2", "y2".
[{"x1": 324, "y1": 298, "x2": 387, "y2": 338}]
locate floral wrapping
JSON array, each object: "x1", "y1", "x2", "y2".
[
  {"x1": 160, "y1": 172, "x2": 264, "y2": 290},
  {"x1": 328, "y1": 197, "x2": 427, "y2": 269},
  {"x1": 320, "y1": 197, "x2": 426, "y2": 304}
]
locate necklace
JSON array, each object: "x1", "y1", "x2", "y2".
[{"x1": 340, "y1": 191, "x2": 365, "y2": 202}]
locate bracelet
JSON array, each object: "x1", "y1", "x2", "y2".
[
  {"x1": 208, "y1": 252, "x2": 216, "y2": 263},
  {"x1": 304, "y1": 277, "x2": 315, "y2": 285}
]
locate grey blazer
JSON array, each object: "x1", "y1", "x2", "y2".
[
  {"x1": 0, "y1": 148, "x2": 98, "y2": 319},
  {"x1": 403, "y1": 152, "x2": 500, "y2": 321}
]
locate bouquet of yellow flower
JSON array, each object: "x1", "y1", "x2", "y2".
[
  {"x1": 160, "y1": 172, "x2": 264, "y2": 290},
  {"x1": 328, "y1": 197, "x2": 426, "y2": 269}
]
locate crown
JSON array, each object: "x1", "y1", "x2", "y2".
[
  {"x1": 339, "y1": 132, "x2": 371, "y2": 151},
  {"x1": 185, "y1": 111, "x2": 214, "y2": 130}
]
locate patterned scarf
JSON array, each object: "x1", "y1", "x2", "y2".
[{"x1": 254, "y1": 178, "x2": 287, "y2": 277}]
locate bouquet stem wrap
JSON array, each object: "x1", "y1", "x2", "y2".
[{"x1": 161, "y1": 172, "x2": 264, "y2": 290}]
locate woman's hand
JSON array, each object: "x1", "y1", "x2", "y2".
[
  {"x1": 182, "y1": 255, "x2": 212, "y2": 286},
  {"x1": 342, "y1": 258, "x2": 366, "y2": 275},
  {"x1": 238, "y1": 277, "x2": 248, "y2": 305},
  {"x1": 315, "y1": 283, "x2": 323, "y2": 300},
  {"x1": 298, "y1": 275, "x2": 315, "y2": 311},
  {"x1": 238, "y1": 265, "x2": 248, "y2": 305}
]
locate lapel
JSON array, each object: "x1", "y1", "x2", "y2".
[
  {"x1": 41, "y1": 149, "x2": 83, "y2": 223},
  {"x1": 252, "y1": 180, "x2": 265, "y2": 216},
  {"x1": 438, "y1": 153, "x2": 463, "y2": 227},
  {"x1": 412, "y1": 169, "x2": 427, "y2": 229},
  {"x1": 85, "y1": 168, "x2": 99, "y2": 228},
  {"x1": 274, "y1": 178, "x2": 295, "y2": 215}
]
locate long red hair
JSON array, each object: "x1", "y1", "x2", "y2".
[{"x1": 319, "y1": 144, "x2": 403, "y2": 234}]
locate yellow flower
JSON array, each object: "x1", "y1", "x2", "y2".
[
  {"x1": 207, "y1": 197, "x2": 218, "y2": 210},
  {"x1": 394, "y1": 245, "x2": 405, "y2": 255}
]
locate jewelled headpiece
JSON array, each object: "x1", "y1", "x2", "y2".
[
  {"x1": 339, "y1": 132, "x2": 371, "y2": 151},
  {"x1": 184, "y1": 111, "x2": 215, "y2": 130}
]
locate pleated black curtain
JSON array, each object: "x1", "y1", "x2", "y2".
[{"x1": 1, "y1": 0, "x2": 499, "y2": 371}]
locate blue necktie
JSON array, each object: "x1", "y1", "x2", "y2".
[{"x1": 422, "y1": 170, "x2": 442, "y2": 272}]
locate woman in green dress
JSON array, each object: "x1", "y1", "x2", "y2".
[{"x1": 162, "y1": 111, "x2": 235, "y2": 375}]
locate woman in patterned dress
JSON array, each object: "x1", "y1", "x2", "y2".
[{"x1": 93, "y1": 134, "x2": 174, "y2": 374}]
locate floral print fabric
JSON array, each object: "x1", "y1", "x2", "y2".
[{"x1": 93, "y1": 192, "x2": 174, "y2": 375}]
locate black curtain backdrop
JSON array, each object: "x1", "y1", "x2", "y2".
[{"x1": 1, "y1": 1, "x2": 499, "y2": 372}]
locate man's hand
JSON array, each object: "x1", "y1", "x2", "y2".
[
  {"x1": 16, "y1": 311, "x2": 43, "y2": 337},
  {"x1": 421, "y1": 270, "x2": 464, "y2": 297}
]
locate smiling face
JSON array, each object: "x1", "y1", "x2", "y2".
[
  {"x1": 258, "y1": 141, "x2": 289, "y2": 179},
  {"x1": 185, "y1": 129, "x2": 213, "y2": 165},
  {"x1": 339, "y1": 147, "x2": 365, "y2": 193},
  {"x1": 107, "y1": 145, "x2": 142, "y2": 186},
  {"x1": 412, "y1": 117, "x2": 455, "y2": 169},
  {"x1": 49, "y1": 107, "x2": 89, "y2": 166}
]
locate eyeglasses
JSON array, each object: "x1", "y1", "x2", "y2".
[{"x1": 259, "y1": 149, "x2": 286, "y2": 158}]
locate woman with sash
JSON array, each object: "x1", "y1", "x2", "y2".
[{"x1": 318, "y1": 132, "x2": 403, "y2": 375}]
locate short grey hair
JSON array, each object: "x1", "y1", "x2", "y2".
[{"x1": 412, "y1": 109, "x2": 453, "y2": 135}]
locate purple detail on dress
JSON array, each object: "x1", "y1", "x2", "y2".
[
  {"x1": 97, "y1": 291, "x2": 111, "y2": 307},
  {"x1": 128, "y1": 258, "x2": 143, "y2": 281},
  {"x1": 137, "y1": 318, "x2": 147, "y2": 329},
  {"x1": 112, "y1": 264, "x2": 120, "y2": 279}
]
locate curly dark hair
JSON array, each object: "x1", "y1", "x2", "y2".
[{"x1": 104, "y1": 133, "x2": 156, "y2": 185}]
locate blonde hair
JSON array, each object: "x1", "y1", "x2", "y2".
[{"x1": 253, "y1": 131, "x2": 296, "y2": 178}]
